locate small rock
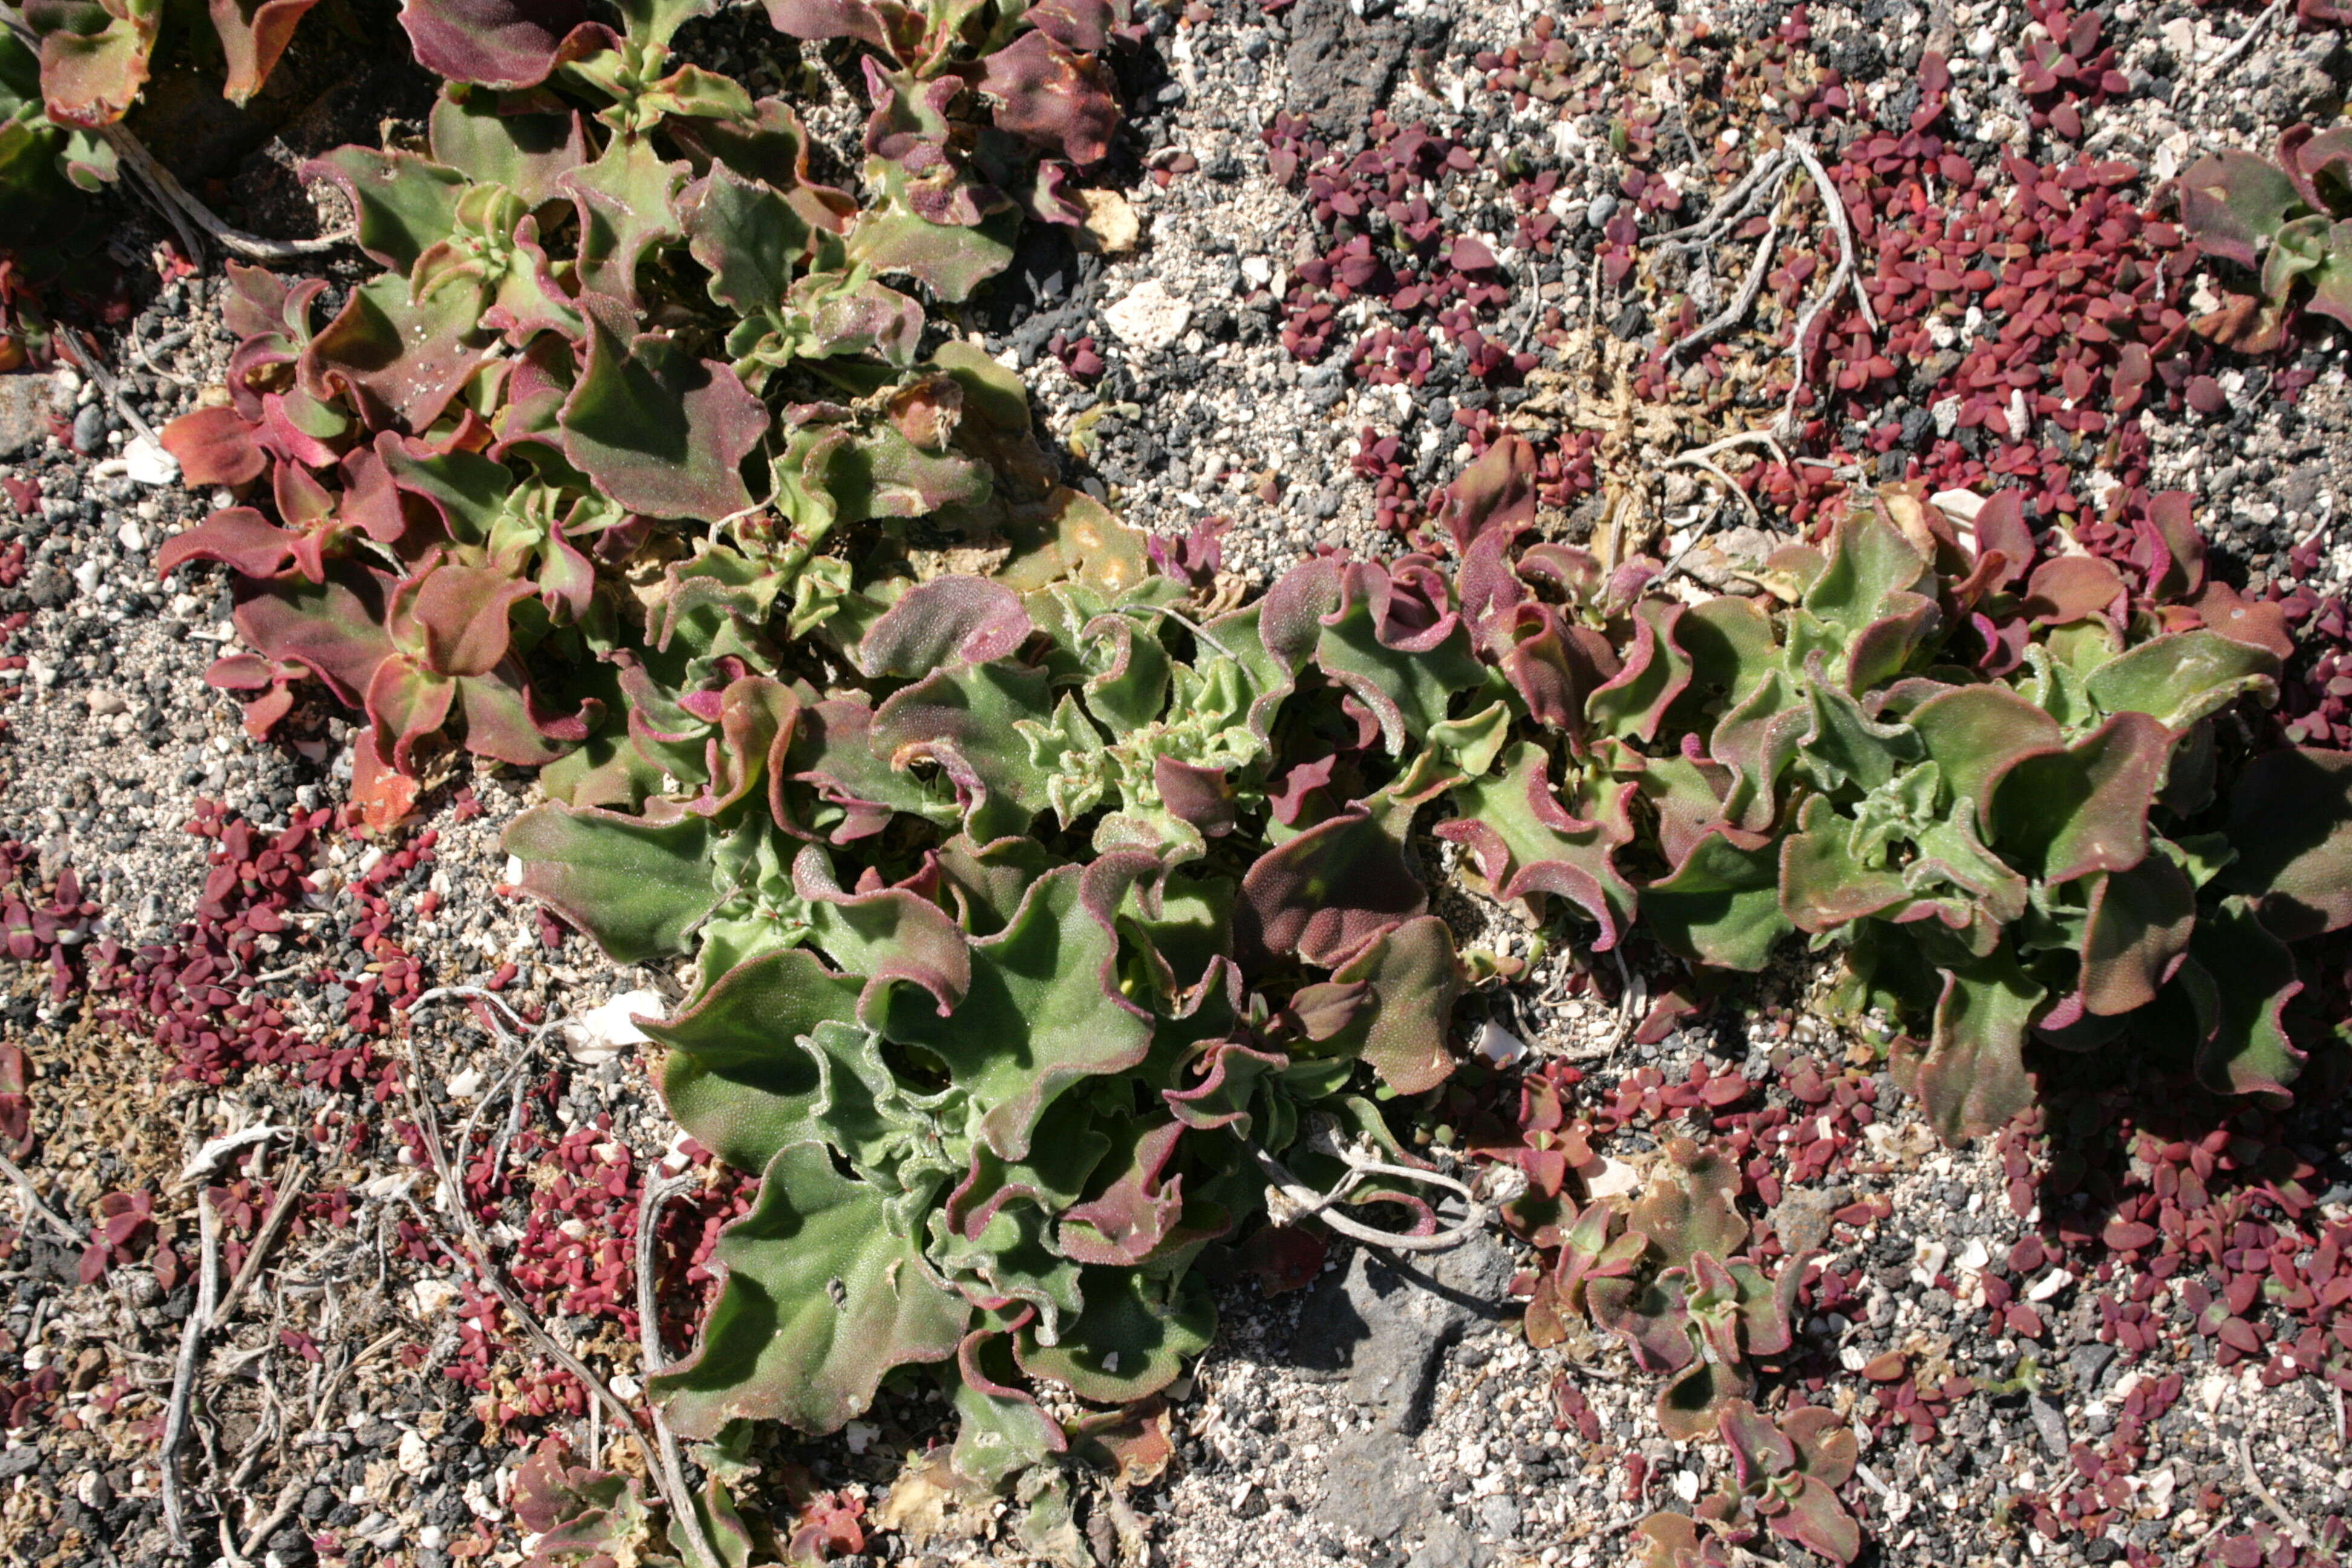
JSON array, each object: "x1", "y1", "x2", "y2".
[
  {"x1": 1313, "y1": 1429, "x2": 1428, "y2": 1541},
  {"x1": 123, "y1": 435, "x2": 178, "y2": 486},
  {"x1": 0, "y1": 375, "x2": 46, "y2": 459},
  {"x1": 1475, "y1": 1494, "x2": 1521, "y2": 1540},
  {"x1": 1585, "y1": 192, "x2": 1618, "y2": 228},
  {"x1": 562, "y1": 989, "x2": 665, "y2": 1063},
  {"x1": 2028, "y1": 1396, "x2": 2069, "y2": 1459},
  {"x1": 1077, "y1": 189, "x2": 1141, "y2": 255},
  {"x1": 2070, "y1": 1342, "x2": 2118, "y2": 1390},
  {"x1": 1408, "y1": 1515, "x2": 1482, "y2": 1568},
  {"x1": 71, "y1": 402, "x2": 103, "y2": 454},
  {"x1": 1103, "y1": 279, "x2": 1194, "y2": 351}
]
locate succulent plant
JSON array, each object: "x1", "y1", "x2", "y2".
[
  {"x1": 2179, "y1": 126, "x2": 2352, "y2": 352},
  {"x1": 0, "y1": 24, "x2": 111, "y2": 217},
  {"x1": 1583, "y1": 1139, "x2": 1798, "y2": 1439},
  {"x1": 505, "y1": 540, "x2": 1476, "y2": 1459}
]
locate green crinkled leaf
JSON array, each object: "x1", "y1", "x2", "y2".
[
  {"x1": 425, "y1": 90, "x2": 587, "y2": 206},
  {"x1": 309, "y1": 148, "x2": 468, "y2": 273},
  {"x1": 2076, "y1": 847, "x2": 2197, "y2": 1018},
  {"x1": 505, "y1": 803, "x2": 722, "y2": 962},
  {"x1": 871, "y1": 659, "x2": 1060, "y2": 841},
  {"x1": 1987, "y1": 710, "x2": 2169, "y2": 886},
  {"x1": 1587, "y1": 599, "x2": 1693, "y2": 744},
  {"x1": 684, "y1": 162, "x2": 813, "y2": 316},
  {"x1": 1014, "y1": 1267, "x2": 1214, "y2": 1403},
  {"x1": 1313, "y1": 583, "x2": 1484, "y2": 753},
  {"x1": 2180, "y1": 149, "x2": 2305, "y2": 270},
  {"x1": 2080, "y1": 630, "x2": 2279, "y2": 731},
  {"x1": 1311, "y1": 915, "x2": 1463, "y2": 1094},
  {"x1": 1641, "y1": 832, "x2": 1789, "y2": 973},
  {"x1": 560, "y1": 297, "x2": 769, "y2": 523},
  {"x1": 2188, "y1": 897, "x2": 2305, "y2": 1099},
  {"x1": 952, "y1": 1331, "x2": 1067, "y2": 1490},
  {"x1": 1908, "y1": 683, "x2": 2062, "y2": 827},
  {"x1": 865, "y1": 865, "x2": 1152, "y2": 1161},
  {"x1": 1779, "y1": 794, "x2": 1913, "y2": 933},
  {"x1": 646, "y1": 947, "x2": 864, "y2": 1171},
  {"x1": 1437, "y1": 741, "x2": 1635, "y2": 946},
  {"x1": 2220, "y1": 746, "x2": 2352, "y2": 941},
  {"x1": 651, "y1": 1142, "x2": 970, "y2": 1437},
  {"x1": 1798, "y1": 505, "x2": 1935, "y2": 647},
  {"x1": 851, "y1": 160, "x2": 1018, "y2": 300},
  {"x1": 1914, "y1": 947, "x2": 2043, "y2": 1142}
]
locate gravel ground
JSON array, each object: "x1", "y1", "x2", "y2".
[{"x1": 2, "y1": 2, "x2": 2351, "y2": 1567}]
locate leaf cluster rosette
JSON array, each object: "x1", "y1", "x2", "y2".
[
  {"x1": 8, "y1": 0, "x2": 324, "y2": 131},
  {"x1": 1435, "y1": 441, "x2": 2350, "y2": 1142},
  {"x1": 2179, "y1": 125, "x2": 2352, "y2": 353},
  {"x1": 503, "y1": 544, "x2": 1488, "y2": 1472},
  {"x1": 155, "y1": 0, "x2": 1126, "y2": 789},
  {"x1": 0, "y1": 23, "x2": 112, "y2": 212},
  {"x1": 1633, "y1": 1399, "x2": 1860, "y2": 1566}
]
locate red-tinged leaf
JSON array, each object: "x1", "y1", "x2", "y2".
[
  {"x1": 232, "y1": 564, "x2": 398, "y2": 707},
  {"x1": 25, "y1": 0, "x2": 160, "y2": 128},
  {"x1": 558, "y1": 297, "x2": 766, "y2": 523},
  {"x1": 208, "y1": 0, "x2": 322, "y2": 102},
  {"x1": 156, "y1": 509, "x2": 297, "y2": 581},
  {"x1": 2102, "y1": 1218, "x2": 2158, "y2": 1250},
  {"x1": 159, "y1": 406, "x2": 266, "y2": 488},
  {"x1": 2005, "y1": 1302, "x2": 2044, "y2": 1338},
  {"x1": 1452, "y1": 235, "x2": 1497, "y2": 271},
  {"x1": 2218, "y1": 1316, "x2": 2262, "y2": 1354},
  {"x1": 855, "y1": 576, "x2": 1031, "y2": 678},
  {"x1": 301, "y1": 273, "x2": 492, "y2": 433},
  {"x1": 979, "y1": 30, "x2": 1120, "y2": 168},
  {"x1": 2075, "y1": 850, "x2": 2197, "y2": 1018},
  {"x1": 397, "y1": 0, "x2": 610, "y2": 88},
  {"x1": 2021, "y1": 553, "x2": 2125, "y2": 624},
  {"x1": 1236, "y1": 806, "x2": 1424, "y2": 970},
  {"x1": 1771, "y1": 1474, "x2": 1862, "y2": 1564},
  {"x1": 2179, "y1": 149, "x2": 2302, "y2": 269},
  {"x1": 365, "y1": 656, "x2": 457, "y2": 772},
  {"x1": 2223, "y1": 748, "x2": 2352, "y2": 940},
  {"x1": 399, "y1": 563, "x2": 534, "y2": 678},
  {"x1": 1988, "y1": 711, "x2": 2170, "y2": 886}
]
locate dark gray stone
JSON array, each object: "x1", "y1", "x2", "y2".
[
  {"x1": 1290, "y1": 1229, "x2": 1514, "y2": 1433},
  {"x1": 0, "y1": 1446, "x2": 38, "y2": 1480},
  {"x1": 1284, "y1": 0, "x2": 1406, "y2": 140},
  {"x1": 0, "y1": 375, "x2": 47, "y2": 461},
  {"x1": 1312, "y1": 1429, "x2": 1428, "y2": 1542},
  {"x1": 2028, "y1": 1396, "x2": 2069, "y2": 1459},
  {"x1": 1408, "y1": 1515, "x2": 1484, "y2": 1568}
]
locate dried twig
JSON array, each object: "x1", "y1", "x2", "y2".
[
  {"x1": 1648, "y1": 148, "x2": 1791, "y2": 250},
  {"x1": 400, "y1": 994, "x2": 722, "y2": 1568},
  {"x1": 1667, "y1": 208, "x2": 1785, "y2": 365},
  {"x1": 2238, "y1": 1433, "x2": 2314, "y2": 1549},
  {"x1": 2206, "y1": 0, "x2": 2293, "y2": 82},
  {"x1": 180, "y1": 1123, "x2": 295, "y2": 1186},
  {"x1": 0, "y1": 1151, "x2": 81, "y2": 1243},
  {"x1": 1238, "y1": 1134, "x2": 1486, "y2": 1253},
  {"x1": 1785, "y1": 135, "x2": 1877, "y2": 333},
  {"x1": 636, "y1": 1166, "x2": 720, "y2": 1568},
  {"x1": 94, "y1": 123, "x2": 351, "y2": 263},
  {"x1": 161, "y1": 1191, "x2": 223, "y2": 1547},
  {"x1": 54, "y1": 328, "x2": 159, "y2": 446},
  {"x1": 215, "y1": 1161, "x2": 311, "y2": 1323}
]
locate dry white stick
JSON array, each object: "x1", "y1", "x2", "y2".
[
  {"x1": 161, "y1": 1191, "x2": 223, "y2": 1547},
  {"x1": 399, "y1": 995, "x2": 721, "y2": 1568},
  {"x1": 0, "y1": 1151, "x2": 80, "y2": 1243},
  {"x1": 1785, "y1": 134, "x2": 1878, "y2": 332},
  {"x1": 94, "y1": 125, "x2": 351, "y2": 263},
  {"x1": 1668, "y1": 209, "x2": 1785, "y2": 364},
  {"x1": 2206, "y1": 0, "x2": 2292, "y2": 81},
  {"x1": 2238, "y1": 1434, "x2": 2314, "y2": 1549},
  {"x1": 215, "y1": 1163, "x2": 310, "y2": 1322},
  {"x1": 636, "y1": 1168, "x2": 720, "y2": 1568},
  {"x1": 180, "y1": 1124, "x2": 295, "y2": 1185},
  {"x1": 1239, "y1": 1135, "x2": 1487, "y2": 1253}
]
